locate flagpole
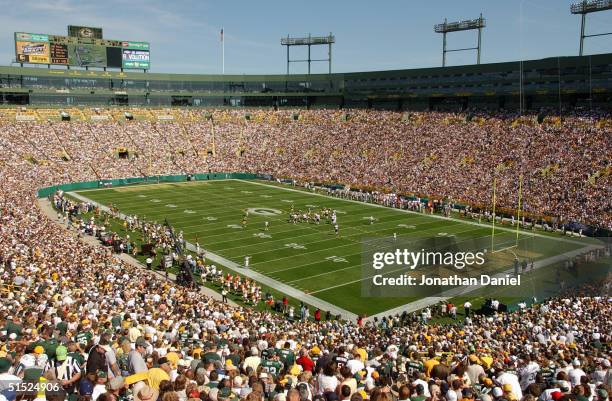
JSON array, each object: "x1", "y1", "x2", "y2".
[{"x1": 222, "y1": 28, "x2": 225, "y2": 74}]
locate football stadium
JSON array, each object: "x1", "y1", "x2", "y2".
[{"x1": 0, "y1": 3, "x2": 611, "y2": 401}]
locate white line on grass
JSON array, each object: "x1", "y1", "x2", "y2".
[
  {"x1": 235, "y1": 180, "x2": 588, "y2": 247},
  {"x1": 68, "y1": 190, "x2": 359, "y2": 321}
]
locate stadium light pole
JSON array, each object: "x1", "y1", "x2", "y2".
[
  {"x1": 281, "y1": 33, "x2": 335, "y2": 75},
  {"x1": 571, "y1": 0, "x2": 612, "y2": 56},
  {"x1": 434, "y1": 14, "x2": 486, "y2": 67}
]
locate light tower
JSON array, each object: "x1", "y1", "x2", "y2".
[
  {"x1": 434, "y1": 14, "x2": 486, "y2": 67},
  {"x1": 571, "y1": 0, "x2": 612, "y2": 56},
  {"x1": 280, "y1": 33, "x2": 335, "y2": 75}
]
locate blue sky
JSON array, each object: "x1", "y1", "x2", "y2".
[{"x1": 0, "y1": 0, "x2": 611, "y2": 74}]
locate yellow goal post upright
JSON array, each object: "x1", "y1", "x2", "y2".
[
  {"x1": 515, "y1": 174, "x2": 523, "y2": 247},
  {"x1": 490, "y1": 172, "x2": 524, "y2": 254}
]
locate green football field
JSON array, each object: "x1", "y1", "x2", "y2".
[{"x1": 74, "y1": 179, "x2": 595, "y2": 317}]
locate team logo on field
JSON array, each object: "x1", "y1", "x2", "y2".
[{"x1": 246, "y1": 208, "x2": 282, "y2": 216}]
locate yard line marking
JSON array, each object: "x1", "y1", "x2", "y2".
[
  {"x1": 261, "y1": 222, "x2": 488, "y2": 274},
  {"x1": 235, "y1": 179, "x2": 588, "y2": 247},
  {"x1": 276, "y1": 230, "x2": 515, "y2": 285},
  {"x1": 307, "y1": 234, "x2": 525, "y2": 295},
  {"x1": 212, "y1": 216, "x2": 440, "y2": 253}
]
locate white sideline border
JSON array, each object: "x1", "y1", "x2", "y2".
[{"x1": 68, "y1": 190, "x2": 359, "y2": 322}]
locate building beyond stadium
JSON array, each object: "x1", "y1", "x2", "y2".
[{"x1": 0, "y1": 53, "x2": 611, "y2": 110}]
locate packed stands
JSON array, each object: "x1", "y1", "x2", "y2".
[{"x1": 0, "y1": 108, "x2": 610, "y2": 401}]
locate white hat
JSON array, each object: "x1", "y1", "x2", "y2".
[{"x1": 446, "y1": 390, "x2": 458, "y2": 401}]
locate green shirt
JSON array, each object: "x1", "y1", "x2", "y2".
[
  {"x1": 75, "y1": 331, "x2": 92, "y2": 346},
  {"x1": 56, "y1": 321, "x2": 68, "y2": 335},
  {"x1": 406, "y1": 360, "x2": 424, "y2": 375},
  {"x1": 42, "y1": 339, "x2": 59, "y2": 358},
  {"x1": 68, "y1": 351, "x2": 85, "y2": 367},
  {"x1": 203, "y1": 352, "x2": 221, "y2": 363},
  {"x1": 4, "y1": 321, "x2": 22, "y2": 338},
  {"x1": 111, "y1": 315, "x2": 122, "y2": 329},
  {"x1": 278, "y1": 349, "x2": 295, "y2": 366},
  {"x1": 261, "y1": 360, "x2": 283, "y2": 377}
]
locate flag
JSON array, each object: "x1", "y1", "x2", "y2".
[{"x1": 220, "y1": 28, "x2": 224, "y2": 42}]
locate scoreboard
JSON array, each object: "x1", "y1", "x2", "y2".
[{"x1": 15, "y1": 32, "x2": 150, "y2": 70}]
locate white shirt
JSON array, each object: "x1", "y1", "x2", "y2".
[
  {"x1": 568, "y1": 367, "x2": 586, "y2": 386},
  {"x1": 91, "y1": 384, "x2": 107, "y2": 401},
  {"x1": 346, "y1": 358, "x2": 365, "y2": 375},
  {"x1": 497, "y1": 371, "x2": 523, "y2": 400},
  {"x1": 317, "y1": 374, "x2": 338, "y2": 395}
]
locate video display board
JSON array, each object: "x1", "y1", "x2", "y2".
[
  {"x1": 68, "y1": 25, "x2": 103, "y2": 39},
  {"x1": 15, "y1": 32, "x2": 150, "y2": 69}
]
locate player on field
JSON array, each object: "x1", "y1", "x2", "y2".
[
  {"x1": 264, "y1": 221, "x2": 269, "y2": 230},
  {"x1": 334, "y1": 224, "x2": 339, "y2": 237},
  {"x1": 244, "y1": 256, "x2": 250, "y2": 269},
  {"x1": 369, "y1": 216, "x2": 375, "y2": 225}
]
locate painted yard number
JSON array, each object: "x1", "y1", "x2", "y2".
[
  {"x1": 326, "y1": 255, "x2": 348, "y2": 263},
  {"x1": 227, "y1": 224, "x2": 243, "y2": 229},
  {"x1": 398, "y1": 224, "x2": 416, "y2": 229},
  {"x1": 285, "y1": 243, "x2": 306, "y2": 250},
  {"x1": 437, "y1": 232, "x2": 456, "y2": 237}
]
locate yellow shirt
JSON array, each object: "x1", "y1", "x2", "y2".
[
  {"x1": 424, "y1": 358, "x2": 440, "y2": 378},
  {"x1": 355, "y1": 348, "x2": 367, "y2": 362},
  {"x1": 147, "y1": 368, "x2": 170, "y2": 390}
]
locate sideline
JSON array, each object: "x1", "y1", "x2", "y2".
[
  {"x1": 66, "y1": 192, "x2": 358, "y2": 321},
  {"x1": 37, "y1": 198, "x2": 237, "y2": 306},
  {"x1": 68, "y1": 181, "x2": 601, "y2": 323}
]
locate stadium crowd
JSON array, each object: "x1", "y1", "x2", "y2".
[
  {"x1": 1, "y1": 109, "x2": 609, "y2": 228},
  {"x1": 0, "y1": 109, "x2": 610, "y2": 401}
]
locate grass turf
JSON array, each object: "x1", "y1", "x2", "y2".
[{"x1": 74, "y1": 179, "x2": 592, "y2": 317}]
